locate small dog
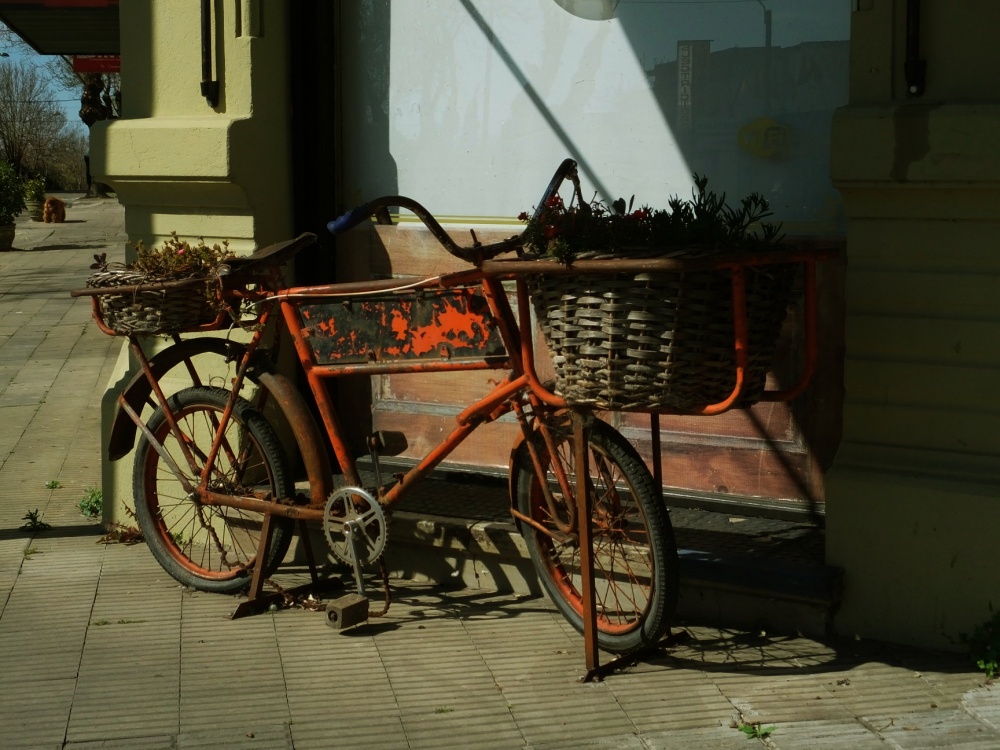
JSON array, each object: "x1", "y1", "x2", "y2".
[{"x1": 42, "y1": 196, "x2": 66, "y2": 223}]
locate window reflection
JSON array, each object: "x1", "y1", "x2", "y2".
[
  {"x1": 341, "y1": 0, "x2": 850, "y2": 233},
  {"x1": 619, "y1": 0, "x2": 849, "y2": 229}
]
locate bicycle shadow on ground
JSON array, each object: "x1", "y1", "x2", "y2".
[
  {"x1": 629, "y1": 622, "x2": 976, "y2": 680},
  {"x1": 265, "y1": 575, "x2": 550, "y2": 638},
  {"x1": 323, "y1": 578, "x2": 553, "y2": 636}
]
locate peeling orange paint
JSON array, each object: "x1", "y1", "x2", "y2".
[
  {"x1": 298, "y1": 289, "x2": 505, "y2": 366},
  {"x1": 390, "y1": 309, "x2": 409, "y2": 340}
]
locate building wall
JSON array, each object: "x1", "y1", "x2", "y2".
[
  {"x1": 826, "y1": 1, "x2": 1000, "y2": 648},
  {"x1": 92, "y1": 0, "x2": 293, "y2": 252}
]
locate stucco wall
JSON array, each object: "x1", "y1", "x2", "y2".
[
  {"x1": 827, "y1": 1, "x2": 1000, "y2": 648},
  {"x1": 91, "y1": 0, "x2": 293, "y2": 252}
]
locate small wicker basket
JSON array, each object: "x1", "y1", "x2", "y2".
[
  {"x1": 528, "y1": 252, "x2": 794, "y2": 411},
  {"x1": 86, "y1": 269, "x2": 220, "y2": 335}
]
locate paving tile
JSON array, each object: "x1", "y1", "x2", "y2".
[
  {"x1": 528, "y1": 732, "x2": 647, "y2": 749},
  {"x1": 0, "y1": 676, "x2": 75, "y2": 748},
  {"x1": 290, "y1": 718, "x2": 408, "y2": 750},
  {"x1": 823, "y1": 663, "x2": 958, "y2": 716},
  {"x1": 641, "y1": 725, "x2": 753, "y2": 749},
  {"x1": 177, "y1": 724, "x2": 293, "y2": 748},
  {"x1": 873, "y1": 708, "x2": 999, "y2": 749},
  {"x1": 767, "y1": 718, "x2": 885, "y2": 749},
  {"x1": 608, "y1": 678, "x2": 736, "y2": 732},
  {"x1": 963, "y1": 686, "x2": 1000, "y2": 731}
]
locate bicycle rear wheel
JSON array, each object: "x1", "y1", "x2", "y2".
[
  {"x1": 132, "y1": 386, "x2": 294, "y2": 593},
  {"x1": 513, "y1": 413, "x2": 678, "y2": 654}
]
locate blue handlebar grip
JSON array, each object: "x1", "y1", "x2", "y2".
[{"x1": 327, "y1": 204, "x2": 371, "y2": 235}]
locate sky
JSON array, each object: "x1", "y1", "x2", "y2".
[{"x1": 1, "y1": 23, "x2": 86, "y2": 132}]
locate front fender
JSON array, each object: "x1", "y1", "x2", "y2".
[{"x1": 108, "y1": 338, "x2": 246, "y2": 461}]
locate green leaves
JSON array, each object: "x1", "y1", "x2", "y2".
[
  {"x1": 519, "y1": 174, "x2": 783, "y2": 263},
  {"x1": 79, "y1": 487, "x2": 103, "y2": 518},
  {"x1": 736, "y1": 721, "x2": 776, "y2": 739},
  {"x1": 0, "y1": 162, "x2": 26, "y2": 225},
  {"x1": 23, "y1": 175, "x2": 46, "y2": 202},
  {"x1": 968, "y1": 609, "x2": 1000, "y2": 679},
  {"x1": 130, "y1": 231, "x2": 233, "y2": 279}
]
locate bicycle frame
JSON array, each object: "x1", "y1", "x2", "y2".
[{"x1": 117, "y1": 263, "x2": 580, "y2": 543}]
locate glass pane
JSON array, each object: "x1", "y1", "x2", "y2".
[{"x1": 341, "y1": 0, "x2": 849, "y2": 233}]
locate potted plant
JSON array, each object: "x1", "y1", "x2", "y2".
[
  {"x1": 86, "y1": 232, "x2": 235, "y2": 334},
  {"x1": 23, "y1": 176, "x2": 46, "y2": 222},
  {"x1": 0, "y1": 162, "x2": 25, "y2": 250},
  {"x1": 518, "y1": 171, "x2": 793, "y2": 412}
]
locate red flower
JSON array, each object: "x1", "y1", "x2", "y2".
[{"x1": 518, "y1": 211, "x2": 529, "y2": 221}]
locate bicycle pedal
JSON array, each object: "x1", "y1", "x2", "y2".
[{"x1": 326, "y1": 593, "x2": 369, "y2": 630}]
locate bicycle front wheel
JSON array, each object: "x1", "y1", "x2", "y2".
[
  {"x1": 513, "y1": 413, "x2": 678, "y2": 654},
  {"x1": 132, "y1": 386, "x2": 294, "y2": 593}
]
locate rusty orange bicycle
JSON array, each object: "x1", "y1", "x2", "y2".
[{"x1": 74, "y1": 160, "x2": 684, "y2": 657}]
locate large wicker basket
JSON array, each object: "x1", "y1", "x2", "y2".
[
  {"x1": 528, "y1": 252, "x2": 794, "y2": 411},
  {"x1": 86, "y1": 269, "x2": 220, "y2": 335}
]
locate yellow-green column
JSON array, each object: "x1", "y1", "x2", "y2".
[
  {"x1": 88, "y1": 0, "x2": 296, "y2": 524},
  {"x1": 827, "y1": 2, "x2": 1000, "y2": 649}
]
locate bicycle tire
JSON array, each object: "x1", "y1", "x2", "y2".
[
  {"x1": 132, "y1": 386, "x2": 294, "y2": 593},
  {"x1": 513, "y1": 413, "x2": 678, "y2": 654}
]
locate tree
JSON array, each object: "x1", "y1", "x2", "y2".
[
  {"x1": 45, "y1": 128, "x2": 88, "y2": 191},
  {"x1": 45, "y1": 56, "x2": 120, "y2": 123},
  {"x1": 79, "y1": 72, "x2": 120, "y2": 125},
  {"x1": 0, "y1": 59, "x2": 68, "y2": 178},
  {"x1": 0, "y1": 24, "x2": 93, "y2": 192},
  {"x1": 45, "y1": 56, "x2": 119, "y2": 195}
]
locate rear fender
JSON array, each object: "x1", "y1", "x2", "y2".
[{"x1": 508, "y1": 426, "x2": 529, "y2": 508}]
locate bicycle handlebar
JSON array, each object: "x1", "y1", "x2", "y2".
[
  {"x1": 327, "y1": 204, "x2": 373, "y2": 236},
  {"x1": 327, "y1": 158, "x2": 580, "y2": 265}
]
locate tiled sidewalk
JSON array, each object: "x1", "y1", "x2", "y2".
[{"x1": 0, "y1": 199, "x2": 997, "y2": 749}]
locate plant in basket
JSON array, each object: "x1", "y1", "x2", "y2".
[
  {"x1": 87, "y1": 232, "x2": 235, "y2": 335},
  {"x1": 520, "y1": 174, "x2": 783, "y2": 263},
  {"x1": 518, "y1": 175, "x2": 795, "y2": 412}
]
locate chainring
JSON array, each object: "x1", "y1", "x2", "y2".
[{"x1": 323, "y1": 486, "x2": 387, "y2": 567}]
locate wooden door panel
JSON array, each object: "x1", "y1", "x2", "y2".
[{"x1": 372, "y1": 406, "x2": 520, "y2": 471}]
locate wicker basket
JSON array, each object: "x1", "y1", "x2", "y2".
[
  {"x1": 86, "y1": 269, "x2": 220, "y2": 335},
  {"x1": 528, "y1": 252, "x2": 794, "y2": 411}
]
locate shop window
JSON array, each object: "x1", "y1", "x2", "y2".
[{"x1": 341, "y1": 0, "x2": 849, "y2": 232}]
